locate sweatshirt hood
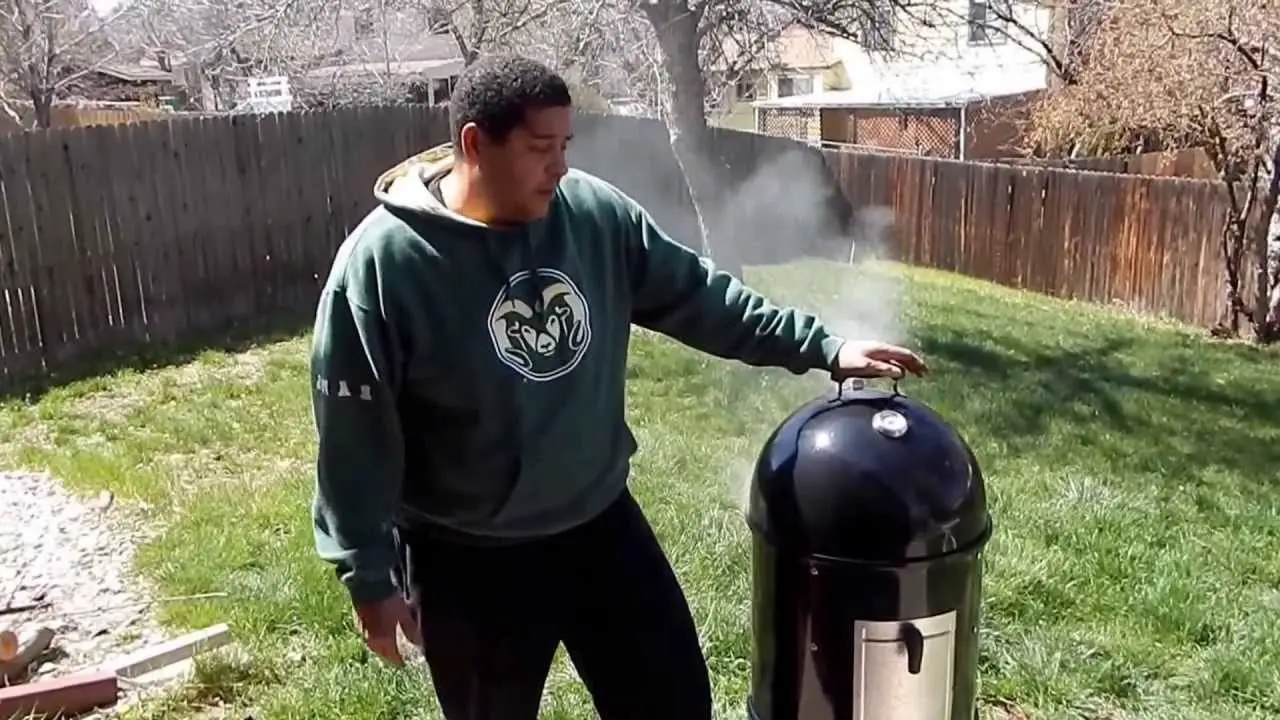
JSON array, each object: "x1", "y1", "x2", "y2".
[{"x1": 373, "y1": 143, "x2": 490, "y2": 228}]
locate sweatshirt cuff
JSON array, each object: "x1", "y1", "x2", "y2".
[
  {"x1": 343, "y1": 571, "x2": 398, "y2": 605},
  {"x1": 816, "y1": 333, "x2": 846, "y2": 371}
]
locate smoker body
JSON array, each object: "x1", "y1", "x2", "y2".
[{"x1": 747, "y1": 384, "x2": 991, "y2": 720}]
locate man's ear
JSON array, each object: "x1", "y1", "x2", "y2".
[{"x1": 458, "y1": 123, "x2": 482, "y2": 159}]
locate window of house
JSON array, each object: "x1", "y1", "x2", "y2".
[
  {"x1": 967, "y1": 0, "x2": 1009, "y2": 44},
  {"x1": 735, "y1": 75, "x2": 760, "y2": 102},
  {"x1": 430, "y1": 75, "x2": 458, "y2": 104},
  {"x1": 776, "y1": 74, "x2": 814, "y2": 98},
  {"x1": 859, "y1": 1, "x2": 895, "y2": 52}
]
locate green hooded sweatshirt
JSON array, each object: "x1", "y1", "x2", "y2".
[{"x1": 310, "y1": 144, "x2": 848, "y2": 603}]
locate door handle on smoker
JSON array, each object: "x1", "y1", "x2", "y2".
[{"x1": 899, "y1": 622, "x2": 924, "y2": 675}]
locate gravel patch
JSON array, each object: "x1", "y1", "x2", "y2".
[{"x1": 0, "y1": 471, "x2": 177, "y2": 716}]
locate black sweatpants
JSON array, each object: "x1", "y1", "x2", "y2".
[{"x1": 395, "y1": 489, "x2": 713, "y2": 720}]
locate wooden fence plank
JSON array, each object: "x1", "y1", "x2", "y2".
[
  {"x1": 200, "y1": 116, "x2": 244, "y2": 328},
  {"x1": 167, "y1": 118, "x2": 211, "y2": 333},
  {"x1": 54, "y1": 128, "x2": 103, "y2": 356},
  {"x1": 84, "y1": 126, "x2": 126, "y2": 340},
  {"x1": 0, "y1": 134, "x2": 42, "y2": 383},
  {"x1": 139, "y1": 120, "x2": 187, "y2": 342},
  {"x1": 23, "y1": 131, "x2": 78, "y2": 363},
  {"x1": 0, "y1": 176, "x2": 20, "y2": 385},
  {"x1": 103, "y1": 123, "x2": 150, "y2": 342},
  {"x1": 278, "y1": 111, "x2": 313, "y2": 314},
  {"x1": 63, "y1": 126, "x2": 113, "y2": 353},
  {"x1": 231, "y1": 115, "x2": 268, "y2": 318},
  {"x1": 255, "y1": 112, "x2": 288, "y2": 315},
  {"x1": 986, "y1": 165, "x2": 1013, "y2": 286},
  {"x1": 299, "y1": 110, "x2": 327, "y2": 310}
]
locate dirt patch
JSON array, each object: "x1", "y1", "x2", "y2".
[
  {"x1": 170, "y1": 350, "x2": 268, "y2": 389},
  {"x1": 0, "y1": 472, "x2": 190, "y2": 717},
  {"x1": 67, "y1": 390, "x2": 152, "y2": 424}
]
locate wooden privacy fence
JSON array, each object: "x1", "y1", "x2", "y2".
[
  {"x1": 825, "y1": 151, "x2": 1232, "y2": 326},
  {"x1": 0, "y1": 104, "x2": 174, "y2": 136},
  {"x1": 0, "y1": 106, "x2": 777, "y2": 388},
  {"x1": 1006, "y1": 148, "x2": 1219, "y2": 180},
  {"x1": 48, "y1": 105, "x2": 174, "y2": 129},
  {"x1": 0, "y1": 105, "x2": 1242, "y2": 389},
  {"x1": 0, "y1": 105, "x2": 449, "y2": 386}
]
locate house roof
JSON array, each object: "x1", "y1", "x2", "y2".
[
  {"x1": 754, "y1": 64, "x2": 1048, "y2": 109},
  {"x1": 96, "y1": 62, "x2": 174, "y2": 83},
  {"x1": 95, "y1": 50, "x2": 178, "y2": 83},
  {"x1": 302, "y1": 57, "x2": 463, "y2": 81}
]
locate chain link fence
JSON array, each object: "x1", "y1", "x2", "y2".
[
  {"x1": 756, "y1": 105, "x2": 961, "y2": 158},
  {"x1": 756, "y1": 108, "x2": 820, "y2": 142},
  {"x1": 845, "y1": 109, "x2": 959, "y2": 157}
]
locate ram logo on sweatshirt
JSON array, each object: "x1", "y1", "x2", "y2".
[{"x1": 487, "y1": 267, "x2": 592, "y2": 382}]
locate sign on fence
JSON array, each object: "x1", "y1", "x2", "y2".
[{"x1": 244, "y1": 76, "x2": 293, "y2": 113}]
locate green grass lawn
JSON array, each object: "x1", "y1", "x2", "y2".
[{"x1": 2, "y1": 261, "x2": 1278, "y2": 720}]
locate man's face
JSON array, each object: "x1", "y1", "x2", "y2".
[{"x1": 470, "y1": 106, "x2": 573, "y2": 223}]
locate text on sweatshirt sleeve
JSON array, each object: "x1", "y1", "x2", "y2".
[{"x1": 310, "y1": 286, "x2": 406, "y2": 604}]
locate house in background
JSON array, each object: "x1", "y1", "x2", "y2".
[
  {"x1": 750, "y1": 0, "x2": 1054, "y2": 158},
  {"x1": 292, "y1": 9, "x2": 464, "y2": 108},
  {"x1": 71, "y1": 53, "x2": 187, "y2": 105},
  {"x1": 0, "y1": 50, "x2": 195, "y2": 133},
  {"x1": 711, "y1": 25, "x2": 851, "y2": 131}
]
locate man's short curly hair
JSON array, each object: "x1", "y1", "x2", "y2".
[{"x1": 448, "y1": 54, "x2": 572, "y2": 146}]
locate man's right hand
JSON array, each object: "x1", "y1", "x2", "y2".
[{"x1": 354, "y1": 595, "x2": 422, "y2": 667}]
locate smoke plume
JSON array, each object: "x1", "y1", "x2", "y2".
[{"x1": 568, "y1": 117, "x2": 909, "y2": 513}]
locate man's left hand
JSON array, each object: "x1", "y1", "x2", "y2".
[{"x1": 830, "y1": 340, "x2": 928, "y2": 381}]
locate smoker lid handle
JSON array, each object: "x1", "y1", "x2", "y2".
[{"x1": 834, "y1": 373, "x2": 905, "y2": 400}]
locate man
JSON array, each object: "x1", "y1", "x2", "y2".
[{"x1": 310, "y1": 54, "x2": 927, "y2": 719}]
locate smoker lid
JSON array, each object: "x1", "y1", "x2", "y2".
[{"x1": 747, "y1": 383, "x2": 990, "y2": 563}]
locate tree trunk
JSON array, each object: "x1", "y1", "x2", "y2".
[
  {"x1": 29, "y1": 89, "x2": 52, "y2": 129},
  {"x1": 1269, "y1": 262, "x2": 1280, "y2": 336},
  {"x1": 641, "y1": 0, "x2": 742, "y2": 275},
  {"x1": 1254, "y1": 142, "x2": 1280, "y2": 343},
  {"x1": 1214, "y1": 149, "x2": 1257, "y2": 338},
  {"x1": 1219, "y1": 214, "x2": 1247, "y2": 336}
]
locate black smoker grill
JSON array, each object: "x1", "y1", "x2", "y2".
[{"x1": 747, "y1": 380, "x2": 992, "y2": 720}]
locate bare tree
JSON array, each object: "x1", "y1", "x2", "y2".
[
  {"x1": 424, "y1": 0, "x2": 564, "y2": 64},
  {"x1": 634, "y1": 0, "x2": 827, "y2": 266},
  {"x1": 128, "y1": 0, "x2": 572, "y2": 109},
  {"x1": 1026, "y1": 0, "x2": 1280, "y2": 342},
  {"x1": 0, "y1": 0, "x2": 128, "y2": 128},
  {"x1": 946, "y1": 0, "x2": 1110, "y2": 86},
  {"x1": 635, "y1": 0, "x2": 979, "y2": 267},
  {"x1": 521, "y1": 0, "x2": 665, "y2": 110},
  {"x1": 293, "y1": 0, "x2": 450, "y2": 108},
  {"x1": 126, "y1": 0, "x2": 339, "y2": 109},
  {"x1": 789, "y1": 0, "x2": 1101, "y2": 87},
  {"x1": 1037, "y1": 0, "x2": 1109, "y2": 85}
]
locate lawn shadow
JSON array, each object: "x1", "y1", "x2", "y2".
[
  {"x1": 0, "y1": 312, "x2": 313, "y2": 404},
  {"x1": 922, "y1": 325, "x2": 1280, "y2": 493}
]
